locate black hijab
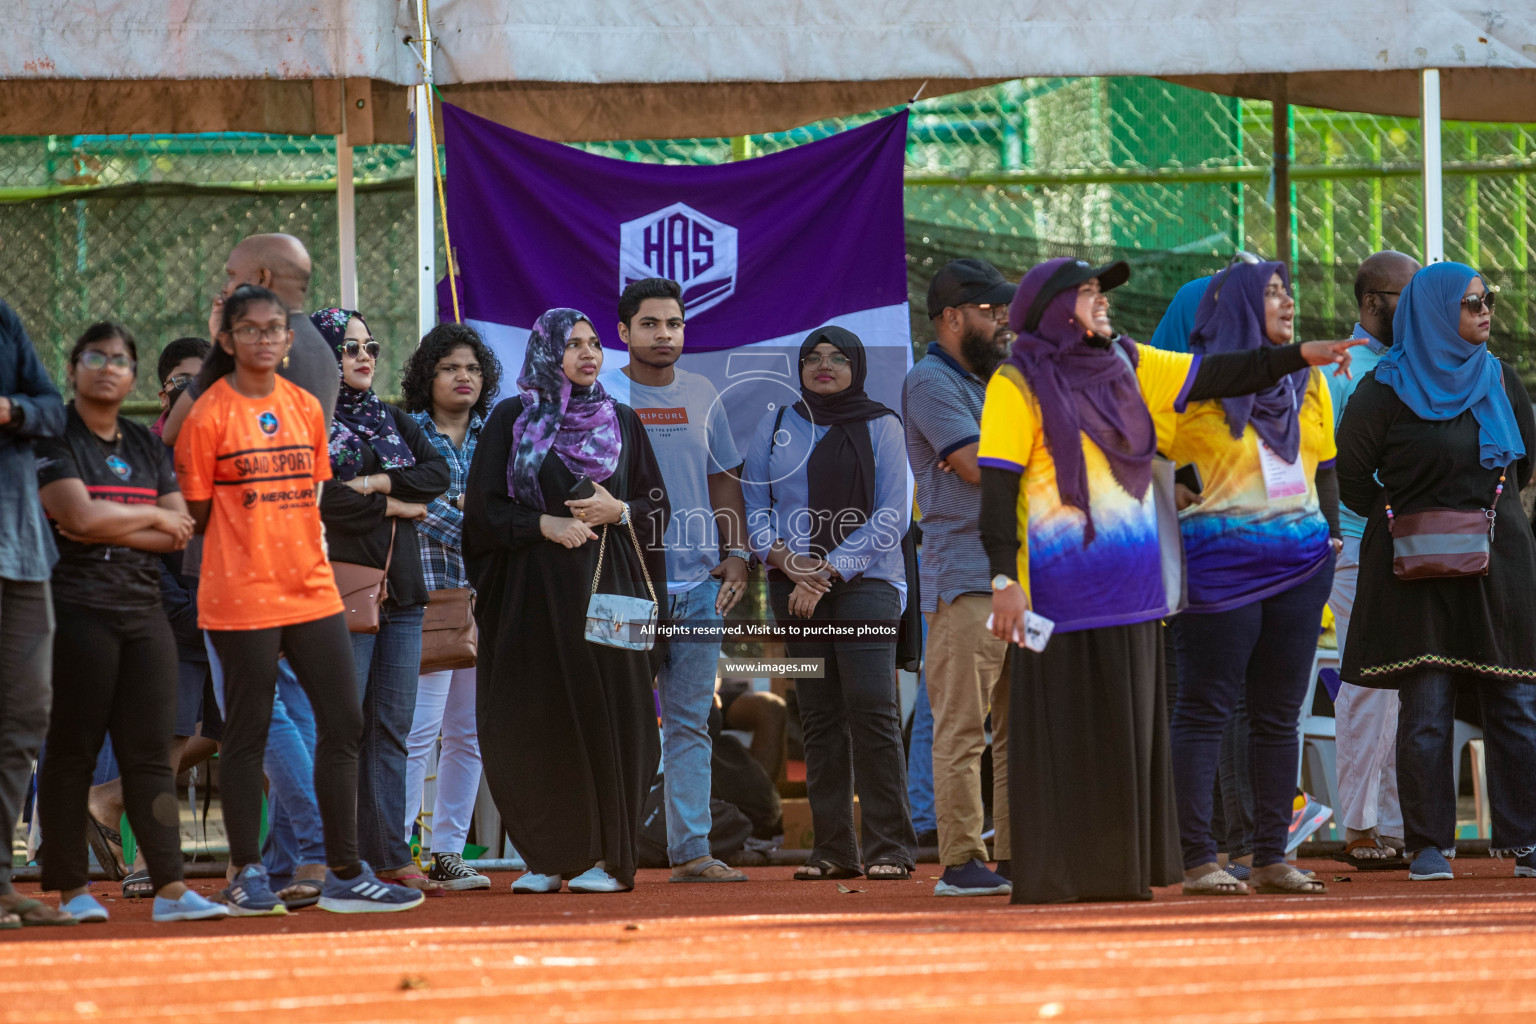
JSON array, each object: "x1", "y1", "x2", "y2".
[{"x1": 792, "y1": 326, "x2": 898, "y2": 561}]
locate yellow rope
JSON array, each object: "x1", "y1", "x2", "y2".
[{"x1": 419, "y1": 0, "x2": 461, "y2": 324}]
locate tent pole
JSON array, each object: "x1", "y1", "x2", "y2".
[
  {"x1": 414, "y1": 11, "x2": 436, "y2": 340},
  {"x1": 337, "y1": 124, "x2": 358, "y2": 310},
  {"x1": 1271, "y1": 75, "x2": 1290, "y2": 270},
  {"x1": 1420, "y1": 68, "x2": 1445, "y2": 263}
]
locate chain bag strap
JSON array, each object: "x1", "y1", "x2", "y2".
[{"x1": 584, "y1": 512, "x2": 659, "y2": 651}]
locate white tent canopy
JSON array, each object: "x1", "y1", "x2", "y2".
[
  {"x1": 5, "y1": 1, "x2": 1531, "y2": 326},
  {"x1": 5, "y1": 2, "x2": 1536, "y2": 140}
]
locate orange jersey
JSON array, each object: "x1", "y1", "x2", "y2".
[{"x1": 175, "y1": 376, "x2": 343, "y2": 630}]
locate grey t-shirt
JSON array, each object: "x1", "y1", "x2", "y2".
[
  {"x1": 191, "y1": 311, "x2": 337, "y2": 426},
  {"x1": 902, "y1": 348, "x2": 990, "y2": 612},
  {"x1": 620, "y1": 367, "x2": 741, "y2": 592}
]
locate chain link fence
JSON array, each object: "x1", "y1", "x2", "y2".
[{"x1": 5, "y1": 77, "x2": 1536, "y2": 412}]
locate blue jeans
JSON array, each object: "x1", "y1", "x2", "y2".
[
  {"x1": 1171, "y1": 562, "x2": 1333, "y2": 869},
  {"x1": 205, "y1": 636, "x2": 327, "y2": 874},
  {"x1": 261, "y1": 669, "x2": 326, "y2": 882},
  {"x1": 656, "y1": 578, "x2": 722, "y2": 865},
  {"x1": 906, "y1": 624, "x2": 937, "y2": 836},
  {"x1": 1398, "y1": 670, "x2": 1536, "y2": 857},
  {"x1": 351, "y1": 602, "x2": 425, "y2": 872}
]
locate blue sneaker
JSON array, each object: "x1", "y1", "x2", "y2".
[
  {"x1": 153, "y1": 890, "x2": 229, "y2": 923},
  {"x1": 1514, "y1": 850, "x2": 1536, "y2": 878},
  {"x1": 1409, "y1": 848, "x2": 1455, "y2": 881},
  {"x1": 226, "y1": 864, "x2": 289, "y2": 916},
  {"x1": 319, "y1": 862, "x2": 426, "y2": 914},
  {"x1": 934, "y1": 859, "x2": 1012, "y2": 897},
  {"x1": 61, "y1": 893, "x2": 109, "y2": 923}
]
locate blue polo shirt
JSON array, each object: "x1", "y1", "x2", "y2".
[{"x1": 1325, "y1": 323, "x2": 1389, "y2": 541}]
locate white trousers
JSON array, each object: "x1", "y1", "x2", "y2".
[
  {"x1": 1329, "y1": 537, "x2": 1403, "y2": 840},
  {"x1": 404, "y1": 666, "x2": 482, "y2": 856}
]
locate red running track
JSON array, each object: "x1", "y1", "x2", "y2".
[{"x1": 6, "y1": 859, "x2": 1536, "y2": 1023}]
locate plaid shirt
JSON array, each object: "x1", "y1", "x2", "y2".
[{"x1": 411, "y1": 410, "x2": 482, "y2": 592}]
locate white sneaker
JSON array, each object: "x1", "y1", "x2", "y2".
[
  {"x1": 512, "y1": 872, "x2": 561, "y2": 894},
  {"x1": 568, "y1": 867, "x2": 626, "y2": 893}
]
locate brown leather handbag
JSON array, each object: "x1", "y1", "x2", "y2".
[
  {"x1": 332, "y1": 522, "x2": 396, "y2": 634},
  {"x1": 419, "y1": 586, "x2": 477, "y2": 672},
  {"x1": 1386, "y1": 467, "x2": 1506, "y2": 581}
]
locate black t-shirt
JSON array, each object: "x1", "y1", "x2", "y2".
[{"x1": 35, "y1": 406, "x2": 179, "y2": 610}]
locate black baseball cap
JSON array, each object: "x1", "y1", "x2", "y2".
[{"x1": 926, "y1": 259, "x2": 1017, "y2": 320}]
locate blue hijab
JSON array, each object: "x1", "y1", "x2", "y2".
[
  {"x1": 1148, "y1": 275, "x2": 1212, "y2": 353},
  {"x1": 1188, "y1": 261, "x2": 1308, "y2": 463},
  {"x1": 1375, "y1": 262, "x2": 1522, "y2": 469}
]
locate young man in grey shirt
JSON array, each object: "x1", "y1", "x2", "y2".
[
  {"x1": 903, "y1": 259, "x2": 1016, "y2": 897},
  {"x1": 617, "y1": 278, "x2": 752, "y2": 882}
]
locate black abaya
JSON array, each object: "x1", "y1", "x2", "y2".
[{"x1": 463, "y1": 402, "x2": 668, "y2": 889}]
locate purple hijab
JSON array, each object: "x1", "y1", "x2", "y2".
[
  {"x1": 506, "y1": 308, "x2": 622, "y2": 510},
  {"x1": 1188, "y1": 261, "x2": 1306, "y2": 462},
  {"x1": 1004, "y1": 258, "x2": 1156, "y2": 543}
]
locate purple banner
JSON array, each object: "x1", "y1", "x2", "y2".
[{"x1": 440, "y1": 104, "x2": 910, "y2": 352}]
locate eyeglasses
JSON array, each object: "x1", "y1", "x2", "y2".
[
  {"x1": 1462, "y1": 292, "x2": 1497, "y2": 315},
  {"x1": 435, "y1": 362, "x2": 484, "y2": 377},
  {"x1": 963, "y1": 303, "x2": 1011, "y2": 324},
  {"x1": 230, "y1": 324, "x2": 289, "y2": 345},
  {"x1": 161, "y1": 373, "x2": 195, "y2": 394},
  {"x1": 1365, "y1": 290, "x2": 1401, "y2": 299},
  {"x1": 78, "y1": 350, "x2": 135, "y2": 372},
  {"x1": 801, "y1": 353, "x2": 851, "y2": 369},
  {"x1": 342, "y1": 339, "x2": 381, "y2": 360},
  {"x1": 1230, "y1": 251, "x2": 1264, "y2": 267}
]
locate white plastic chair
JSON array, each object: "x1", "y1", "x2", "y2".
[{"x1": 1297, "y1": 647, "x2": 1342, "y2": 839}]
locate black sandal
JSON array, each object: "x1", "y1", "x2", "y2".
[
  {"x1": 864, "y1": 863, "x2": 911, "y2": 881},
  {"x1": 793, "y1": 859, "x2": 861, "y2": 881},
  {"x1": 122, "y1": 870, "x2": 154, "y2": 899}
]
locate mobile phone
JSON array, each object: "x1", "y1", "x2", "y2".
[
  {"x1": 1175, "y1": 462, "x2": 1204, "y2": 495},
  {"x1": 568, "y1": 475, "x2": 596, "y2": 500}
]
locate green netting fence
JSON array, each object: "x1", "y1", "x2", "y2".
[{"x1": 4, "y1": 76, "x2": 1536, "y2": 414}]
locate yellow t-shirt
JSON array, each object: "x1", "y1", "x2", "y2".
[
  {"x1": 1163, "y1": 367, "x2": 1336, "y2": 611},
  {"x1": 977, "y1": 344, "x2": 1195, "y2": 632}
]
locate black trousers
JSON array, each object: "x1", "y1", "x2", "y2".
[
  {"x1": 209, "y1": 613, "x2": 362, "y2": 869},
  {"x1": 39, "y1": 600, "x2": 182, "y2": 892},
  {"x1": 0, "y1": 579, "x2": 54, "y2": 896},
  {"x1": 770, "y1": 577, "x2": 916, "y2": 870}
]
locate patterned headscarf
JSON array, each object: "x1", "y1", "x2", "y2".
[
  {"x1": 506, "y1": 308, "x2": 622, "y2": 510},
  {"x1": 311, "y1": 308, "x2": 416, "y2": 481}
]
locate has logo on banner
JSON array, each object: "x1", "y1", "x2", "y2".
[{"x1": 619, "y1": 203, "x2": 738, "y2": 317}]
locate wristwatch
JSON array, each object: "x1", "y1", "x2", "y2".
[
  {"x1": 991, "y1": 574, "x2": 1016, "y2": 592},
  {"x1": 724, "y1": 548, "x2": 754, "y2": 565},
  {"x1": 618, "y1": 501, "x2": 631, "y2": 526}
]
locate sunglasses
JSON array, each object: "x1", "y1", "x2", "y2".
[
  {"x1": 1462, "y1": 292, "x2": 1497, "y2": 315},
  {"x1": 341, "y1": 339, "x2": 381, "y2": 360},
  {"x1": 963, "y1": 303, "x2": 1011, "y2": 324},
  {"x1": 77, "y1": 350, "x2": 135, "y2": 372}
]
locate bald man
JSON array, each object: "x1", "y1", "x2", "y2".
[
  {"x1": 1326, "y1": 249, "x2": 1420, "y2": 869},
  {"x1": 161, "y1": 233, "x2": 337, "y2": 444}
]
